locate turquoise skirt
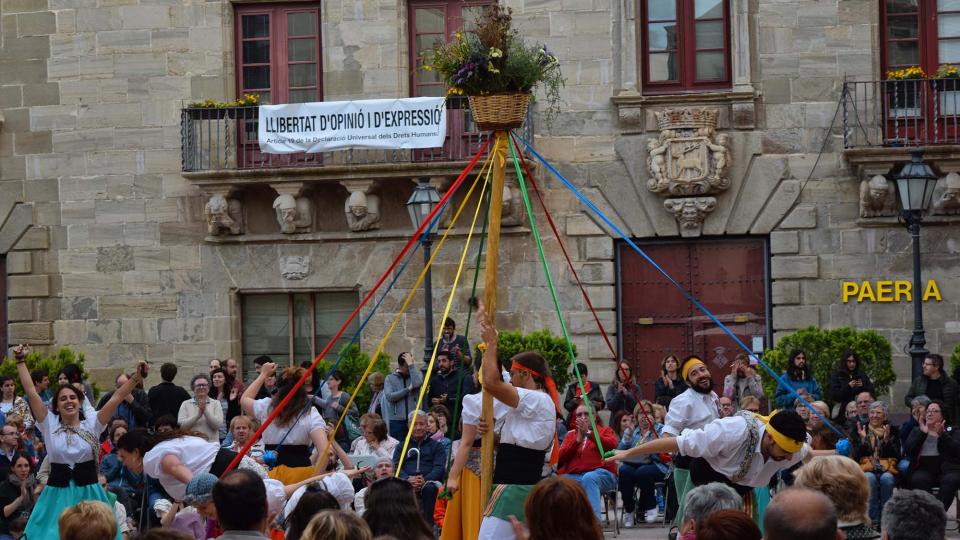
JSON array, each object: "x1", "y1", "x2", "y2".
[{"x1": 24, "y1": 481, "x2": 123, "y2": 540}]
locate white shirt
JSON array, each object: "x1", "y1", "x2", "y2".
[
  {"x1": 662, "y1": 388, "x2": 720, "y2": 436},
  {"x1": 143, "y1": 436, "x2": 220, "y2": 501},
  {"x1": 350, "y1": 435, "x2": 399, "y2": 460},
  {"x1": 252, "y1": 397, "x2": 326, "y2": 446},
  {"x1": 676, "y1": 415, "x2": 810, "y2": 488},
  {"x1": 498, "y1": 388, "x2": 555, "y2": 450},
  {"x1": 461, "y1": 393, "x2": 510, "y2": 432},
  {"x1": 38, "y1": 410, "x2": 105, "y2": 465}
]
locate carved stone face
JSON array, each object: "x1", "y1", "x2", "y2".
[
  {"x1": 869, "y1": 188, "x2": 887, "y2": 203},
  {"x1": 280, "y1": 207, "x2": 296, "y2": 224},
  {"x1": 350, "y1": 205, "x2": 367, "y2": 217},
  {"x1": 678, "y1": 201, "x2": 703, "y2": 228}
]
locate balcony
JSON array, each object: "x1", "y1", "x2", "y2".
[{"x1": 180, "y1": 96, "x2": 534, "y2": 177}]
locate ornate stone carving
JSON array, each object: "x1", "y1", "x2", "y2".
[
  {"x1": 280, "y1": 256, "x2": 310, "y2": 280},
  {"x1": 933, "y1": 172, "x2": 960, "y2": 215},
  {"x1": 664, "y1": 197, "x2": 717, "y2": 238},
  {"x1": 647, "y1": 108, "x2": 731, "y2": 196},
  {"x1": 646, "y1": 107, "x2": 730, "y2": 237},
  {"x1": 204, "y1": 195, "x2": 244, "y2": 235},
  {"x1": 859, "y1": 175, "x2": 897, "y2": 218},
  {"x1": 345, "y1": 191, "x2": 381, "y2": 232},
  {"x1": 273, "y1": 194, "x2": 313, "y2": 233},
  {"x1": 501, "y1": 183, "x2": 525, "y2": 227}
]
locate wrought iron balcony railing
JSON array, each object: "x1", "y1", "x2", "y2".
[
  {"x1": 180, "y1": 96, "x2": 534, "y2": 173},
  {"x1": 843, "y1": 78, "x2": 960, "y2": 148}
]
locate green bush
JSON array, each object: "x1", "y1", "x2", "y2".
[
  {"x1": 0, "y1": 347, "x2": 100, "y2": 400},
  {"x1": 759, "y1": 327, "x2": 894, "y2": 405},
  {"x1": 948, "y1": 343, "x2": 960, "y2": 376},
  {"x1": 476, "y1": 328, "x2": 577, "y2": 389},
  {"x1": 316, "y1": 345, "x2": 390, "y2": 413}
]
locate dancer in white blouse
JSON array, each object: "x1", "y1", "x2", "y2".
[{"x1": 10, "y1": 344, "x2": 143, "y2": 540}]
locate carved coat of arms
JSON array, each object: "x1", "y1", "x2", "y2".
[{"x1": 646, "y1": 108, "x2": 731, "y2": 237}]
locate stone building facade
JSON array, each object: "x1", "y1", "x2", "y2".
[{"x1": 0, "y1": 0, "x2": 958, "y2": 405}]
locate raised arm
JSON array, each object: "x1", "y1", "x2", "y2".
[
  {"x1": 476, "y1": 304, "x2": 519, "y2": 408},
  {"x1": 606, "y1": 436, "x2": 680, "y2": 463},
  {"x1": 98, "y1": 361, "x2": 148, "y2": 426},
  {"x1": 241, "y1": 362, "x2": 276, "y2": 415},
  {"x1": 11, "y1": 345, "x2": 47, "y2": 423}
]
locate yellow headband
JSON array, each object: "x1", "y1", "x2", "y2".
[
  {"x1": 760, "y1": 412, "x2": 804, "y2": 453},
  {"x1": 681, "y1": 358, "x2": 706, "y2": 381}
]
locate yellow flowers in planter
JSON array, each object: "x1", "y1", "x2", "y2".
[
  {"x1": 189, "y1": 93, "x2": 261, "y2": 108},
  {"x1": 935, "y1": 64, "x2": 960, "y2": 79},
  {"x1": 886, "y1": 66, "x2": 926, "y2": 80}
]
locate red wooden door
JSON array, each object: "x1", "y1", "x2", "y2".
[{"x1": 619, "y1": 238, "x2": 769, "y2": 401}]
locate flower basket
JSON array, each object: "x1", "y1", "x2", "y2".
[{"x1": 468, "y1": 92, "x2": 530, "y2": 131}]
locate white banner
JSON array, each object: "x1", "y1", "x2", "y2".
[{"x1": 257, "y1": 97, "x2": 447, "y2": 154}]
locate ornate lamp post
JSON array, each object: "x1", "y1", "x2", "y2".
[
  {"x1": 894, "y1": 151, "x2": 939, "y2": 380},
  {"x1": 406, "y1": 177, "x2": 441, "y2": 364}
]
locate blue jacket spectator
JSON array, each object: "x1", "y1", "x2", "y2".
[
  {"x1": 392, "y1": 411, "x2": 444, "y2": 526},
  {"x1": 774, "y1": 350, "x2": 821, "y2": 409}
]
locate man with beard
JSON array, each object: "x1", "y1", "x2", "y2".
[
  {"x1": 661, "y1": 356, "x2": 720, "y2": 528},
  {"x1": 610, "y1": 410, "x2": 826, "y2": 525},
  {"x1": 427, "y1": 350, "x2": 475, "y2": 433},
  {"x1": 438, "y1": 317, "x2": 472, "y2": 369}
]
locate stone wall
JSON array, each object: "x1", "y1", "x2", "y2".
[{"x1": 0, "y1": 0, "x2": 958, "y2": 404}]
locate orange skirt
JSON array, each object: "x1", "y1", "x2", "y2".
[
  {"x1": 268, "y1": 464, "x2": 316, "y2": 485},
  {"x1": 439, "y1": 468, "x2": 482, "y2": 540}
]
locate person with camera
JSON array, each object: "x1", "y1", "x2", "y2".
[
  {"x1": 829, "y1": 350, "x2": 875, "y2": 424},
  {"x1": 605, "y1": 362, "x2": 640, "y2": 417},
  {"x1": 852, "y1": 400, "x2": 900, "y2": 524},
  {"x1": 9, "y1": 344, "x2": 146, "y2": 540},
  {"x1": 721, "y1": 354, "x2": 763, "y2": 411}
]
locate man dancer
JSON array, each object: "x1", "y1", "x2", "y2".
[{"x1": 661, "y1": 355, "x2": 720, "y2": 526}]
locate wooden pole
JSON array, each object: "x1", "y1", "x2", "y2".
[{"x1": 480, "y1": 130, "x2": 507, "y2": 505}]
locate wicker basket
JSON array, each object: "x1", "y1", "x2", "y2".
[{"x1": 468, "y1": 92, "x2": 531, "y2": 131}]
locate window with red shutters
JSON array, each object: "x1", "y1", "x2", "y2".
[
  {"x1": 882, "y1": 0, "x2": 960, "y2": 75},
  {"x1": 235, "y1": 4, "x2": 322, "y2": 104},
  {"x1": 640, "y1": 0, "x2": 731, "y2": 94},
  {"x1": 409, "y1": 0, "x2": 495, "y2": 97}
]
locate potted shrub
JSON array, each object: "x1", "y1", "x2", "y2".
[{"x1": 427, "y1": 6, "x2": 563, "y2": 131}]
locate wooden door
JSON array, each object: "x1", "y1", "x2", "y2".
[{"x1": 619, "y1": 238, "x2": 769, "y2": 401}]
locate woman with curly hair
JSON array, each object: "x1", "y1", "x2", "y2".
[{"x1": 241, "y1": 362, "x2": 330, "y2": 484}]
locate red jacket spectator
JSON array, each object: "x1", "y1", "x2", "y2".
[{"x1": 558, "y1": 424, "x2": 618, "y2": 476}]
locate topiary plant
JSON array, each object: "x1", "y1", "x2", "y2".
[
  {"x1": 316, "y1": 344, "x2": 390, "y2": 413},
  {"x1": 759, "y1": 326, "x2": 894, "y2": 405},
  {"x1": 948, "y1": 343, "x2": 960, "y2": 379},
  {"x1": 0, "y1": 347, "x2": 100, "y2": 400},
  {"x1": 475, "y1": 328, "x2": 577, "y2": 389}
]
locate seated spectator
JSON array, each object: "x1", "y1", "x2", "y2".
[
  {"x1": 696, "y1": 509, "x2": 761, "y2": 540},
  {"x1": 183, "y1": 473, "x2": 218, "y2": 523},
  {"x1": 4, "y1": 418, "x2": 35, "y2": 464},
  {"x1": 153, "y1": 499, "x2": 203, "y2": 539},
  {"x1": 0, "y1": 425, "x2": 21, "y2": 479},
  {"x1": 678, "y1": 483, "x2": 742, "y2": 540},
  {"x1": 58, "y1": 501, "x2": 117, "y2": 540},
  {"x1": 354, "y1": 457, "x2": 395, "y2": 515},
  {"x1": 391, "y1": 411, "x2": 444, "y2": 527},
  {"x1": 739, "y1": 395, "x2": 761, "y2": 414},
  {"x1": 852, "y1": 400, "x2": 900, "y2": 524},
  {"x1": 805, "y1": 401, "x2": 830, "y2": 432},
  {"x1": 558, "y1": 403, "x2": 618, "y2": 522},
  {"x1": 225, "y1": 415, "x2": 265, "y2": 464},
  {"x1": 900, "y1": 396, "x2": 930, "y2": 447},
  {"x1": 606, "y1": 362, "x2": 640, "y2": 416},
  {"x1": 902, "y1": 399, "x2": 960, "y2": 509},
  {"x1": 793, "y1": 455, "x2": 878, "y2": 538},
  {"x1": 723, "y1": 355, "x2": 764, "y2": 410},
  {"x1": 880, "y1": 489, "x2": 946, "y2": 540},
  {"x1": 212, "y1": 469, "x2": 269, "y2": 540},
  {"x1": 718, "y1": 396, "x2": 734, "y2": 418},
  {"x1": 617, "y1": 401, "x2": 667, "y2": 527},
  {"x1": 795, "y1": 398, "x2": 811, "y2": 423},
  {"x1": 284, "y1": 489, "x2": 339, "y2": 540},
  {"x1": 99, "y1": 421, "x2": 147, "y2": 505},
  {"x1": 362, "y1": 477, "x2": 433, "y2": 540},
  {"x1": 508, "y1": 476, "x2": 603, "y2": 540},
  {"x1": 652, "y1": 403, "x2": 667, "y2": 424},
  {"x1": 301, "y1": 509, "x2": 372, "y2": 540},
  {"x1": 763, "y1": 487, "x2": 843, "y2": 540},
  {"x1": 152, "y1": 415, "x2": 178, "y2": 434},
  {"x1": 0, "y1": 454, "x2": 36, "y2": 538},
  {"x1": 845, "y1": 400, "x2": 858, "y2": 422},
  {"x1": 846, "y1": 391, "x2": 876, "y2": 434},
  {"x1": 426, "y1": 411, "x2": 451, "y2": 457},
  {"x1": 100, "y1": 418, "x2": 128, "y2": 461},
  {"x1": 562, "y1": 363, "x2": 605, "y2": 429}
]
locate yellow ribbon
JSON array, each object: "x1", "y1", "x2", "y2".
[
  {"x1": 680, "y1": 357, "x2": 705, "y2": 381},
  {"x1": 759, "y1": 411, "x2": 804, "y2": 453}
]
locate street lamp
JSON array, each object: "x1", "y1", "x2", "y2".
[
  {"x1": 894, "y1": 150, "x2": 939, "y2": 380},
  {"x1": 406, "y1": 177, "x2": 441, "y2": 364}
]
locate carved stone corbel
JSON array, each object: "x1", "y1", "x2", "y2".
[
  {"x1": 271, "y1": 183, "x2": 313, "y2": 233},
  {"x1": 203, "y1": 187, "x2": 244, "y2": 236},
  {"x1": 340, "y1": 180, "x2": 381, "y2": 232},
  {"x1": 859, "y1": 175, "x2": 897, "y2": 218},
  {"x1": 933, "y1": 172, "x2": 960, "y2": 215},
  {"x1": 280, "y1": 256, "x2": 311, "y2": 280},
  {"x1": 664, "y1": 197, "x2": 716, "y2": 238}
]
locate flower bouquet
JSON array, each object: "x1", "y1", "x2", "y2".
[{"x1": 427, "y1": 5, "x2": 563, "y2": 130}]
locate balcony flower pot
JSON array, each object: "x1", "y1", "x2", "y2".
[
  {"x1": 186, "y1": 108, "x2": 235, "y2": 120},
  {"x1": 468, "y1": 92, "x2": 531, "y2": 131}
]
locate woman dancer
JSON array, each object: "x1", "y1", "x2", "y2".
[
  {"x1": 474, "y1": 304, "x2": 558, "y2": 540},
  {"x1": 241, "y1": 362, "x2": 330, "y2": 484},
  {"x1": 11, "y1": 344, "x2": 142, "y2": 540}
]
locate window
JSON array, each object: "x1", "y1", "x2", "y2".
[
  {"x1": 241, "y1": 291, "x2": 359, "y2": 368},
  {"x1": 409, "y1": 0, "x2": 494, "y2": 97},
  {"x1": 882, "y1": 0, "x2": 960, "y2": 74},
  {"x1": 640, "y1": 0, "x2": 730, "y2": 93},
  {"x1": 235, "y1": 4, "x2": 322, "y2": 104}
]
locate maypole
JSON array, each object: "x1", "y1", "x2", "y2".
[{"x1": 479, "y1": 131, "x2": 507, "y2": 504}]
